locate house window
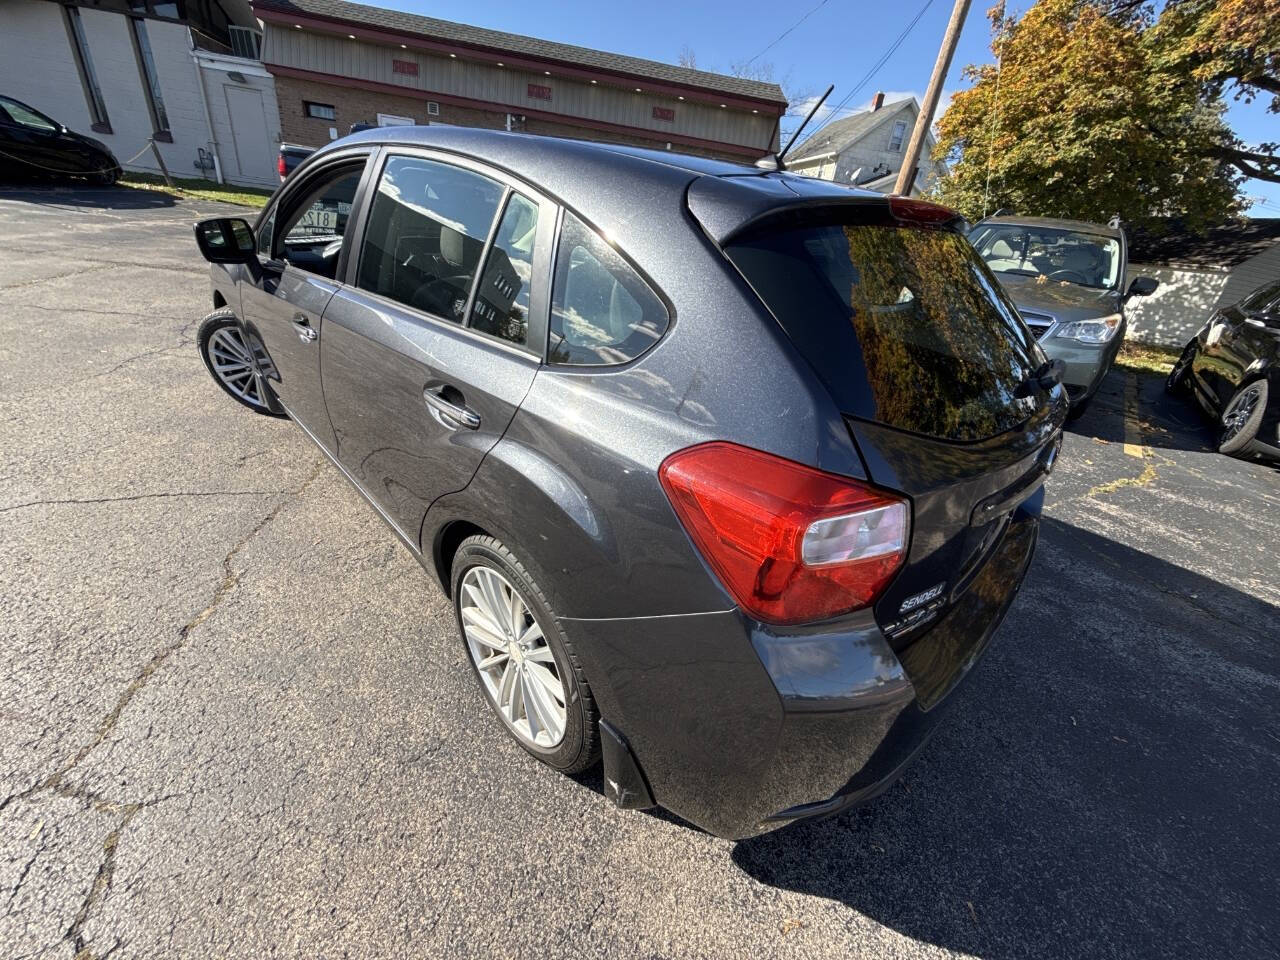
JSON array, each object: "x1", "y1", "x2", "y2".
[
  {"x1": 63, "y1": 7, "x2": 111, "y2": 133},
  {"x1": 129, "y1": 18, "x2": 170, "y2": 139},
  {"x1": 889, "y1": 120, "x2": 907, "y2": 152},
  {"x1": 305, "y1": 101, "x2": 336, "y2": 120},
  {"x1": 228, "y1": 25, "x2": 262, "y2": 59},
  {"x1": 427, "y1": 101, "x2": 440, "y2": 116}
]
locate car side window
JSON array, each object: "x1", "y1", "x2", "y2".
[
  {"x1": 469, "y1": 193, "x2": 539, "y2": 346},
  {"x1": 273, "y1": 161, "x2": 364, "y2": 280},
  {"x1": 0, "y1": 97, "x2": 58, "y2": 133},
  {"x1": 356, "y1": 155, "x2": 505, "y2": 323},
  {"x1": 549, "y1": 212, "x2": 669, "y2": 366}
]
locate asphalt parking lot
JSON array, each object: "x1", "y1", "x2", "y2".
[{"x1": 1, "y1": 183, "x2": 1277, "y2": 960}]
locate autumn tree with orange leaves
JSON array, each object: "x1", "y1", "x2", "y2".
[{"x1": 932, "y1": 0, "x2": 1277, "y2": 228}]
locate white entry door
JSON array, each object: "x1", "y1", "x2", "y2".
[{"x1": 224, "y1": 86, "x2": 274, "y2": 184}]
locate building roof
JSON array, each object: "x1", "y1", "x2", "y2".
[
  {"x1": 252, "y1": 0, "x2": 786, "y2": 105},
  {"x1": 788, "y1": 97, "x2": 917, "y2": 163},
  {"x1": 1126, "y1": 218, "x2": 1280, "y2": 269}
]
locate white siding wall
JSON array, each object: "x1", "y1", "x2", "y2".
[
  {"x1": 1213, "y1": 244, "x2": 1280, "y2": 311},
  {"x1": 0, "y1": 0, "x2": 214, "y2": 178},
  {"x1": 262, "y1": 27, "x2": 776, "y2": 150},
  {"x1": 1124, "y1": 244, "x2": 1280, "y2": 348},
  {"x1": 0, "y1": 0, "x2": 96, "y2": 135},
  {"x1": 1124, "y1": 264, "x2": 1229, "y2": 347}
]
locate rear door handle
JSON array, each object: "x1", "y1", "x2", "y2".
[
  {"x1": 291, "y1": 315, "x2": 318, "y2": 343},
  {"x1": 423, "y1": 385, "x2": 481, "y2": 430}
]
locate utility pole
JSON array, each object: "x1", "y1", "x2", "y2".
[{"x1": 893, "y1": 0, "x2": 973, "y2": 195}]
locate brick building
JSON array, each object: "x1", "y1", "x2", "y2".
[{"x1": 252, "y1": 0, "x2": 786, "y2": 160}]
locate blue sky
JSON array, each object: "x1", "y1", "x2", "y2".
[{"x1": 383, "y1": 0, "x2": 1278, "y2": 215}]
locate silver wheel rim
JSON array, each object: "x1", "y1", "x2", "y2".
[
  {"x1": 460, "y1": 565, "x2": 567, "y2": 749},
  {"x1": 1222, "y1": 385, "x2": 1261, "y2": 442},
  {"x1": 208, "y1": 326, "x2": 266, "y2": 408}
]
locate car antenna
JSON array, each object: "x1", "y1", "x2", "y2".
[{"x1": 756, "y1": 83, "x2": 835, "y2": 172}]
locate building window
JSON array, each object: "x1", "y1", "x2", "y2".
[
  {"x1": 228, "y1": 25, "x2": 262, "y2": 59},
  {"x1": 305, "y1": 101, "x2": 336, "y2": 120},
  {"x1": 129, "y1": 18, "x2": 170, "y2": 139},
  {"x1": 63, "y1": 6, "x2": 111, "y2": 133},
  {"x1": 889, "y1": 120, "x2": 907, "y2": 152},
  {"x1": 427, "y1": 101, "x2": 440, "y2": 116}
]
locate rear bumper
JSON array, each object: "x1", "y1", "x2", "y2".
[{"x1": 563, "y1": 503, "x2": 1041, "y2": 840}]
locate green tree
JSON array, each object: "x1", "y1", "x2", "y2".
[{"x1": 932, "y1": 0, "x2": 1246, "y2": 228}]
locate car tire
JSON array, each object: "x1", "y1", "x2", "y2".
[
  {"x1": 1065, "y1": 395, "x2": 1091, "y2": 421},
  {"x1": 197, "y1": 309, "x2": 281, "y2": 416},
  {"x1": 1166, "y1": 340, "x2": 1197, "y2": 395},
  {"x1": 90, "y1": 166, "x2": 120, "y2": 187},
  {"x1": 1217, "y1": 379, "x2": 1268, "y2": 458},
  {"x1": 451, "y1": 535, "x2": 600, "y2": 775}
]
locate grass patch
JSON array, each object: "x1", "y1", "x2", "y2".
[
  {"x1": 119, "y1": 172, "x2": 273, "y2": 208},
  {"x1": 1115, "y1": 340, "x2": 1181, "y2": 376}
]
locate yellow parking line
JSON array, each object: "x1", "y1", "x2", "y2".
[{"x1": 1123, "y1": 372, "x2": 1146, "y2": 458}]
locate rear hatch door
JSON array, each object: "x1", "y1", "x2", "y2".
[{"x1": 705, "y1": 181, "x2": 1067, "y2": 648}]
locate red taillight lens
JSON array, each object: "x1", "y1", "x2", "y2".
[
  {"x1": 888, "y1": 196, "x2": 958, "y2": 225},
  {"x1": 278, "y1": 154, "x2": 287, "y2": 178},
  {"x1": 659, "y1": 442, "x2": 909, "y2": 625}
]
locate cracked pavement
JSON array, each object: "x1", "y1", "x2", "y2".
[{"x1": 1, "y1": 184, "x2": 1278, "y2": 960}]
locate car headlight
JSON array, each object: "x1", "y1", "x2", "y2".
[{"x1": 1054, "y1": 313, "x2": 1121, "y2": 344}]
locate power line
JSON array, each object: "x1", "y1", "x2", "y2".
[
  {"x1": 797, "y1": 0, "x2": 937, "y2": 146},
  {"x1": 742, "y1": 0, "x2": 832, "y2": 70}
]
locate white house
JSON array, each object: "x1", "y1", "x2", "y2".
[
  {"x1": 1123, "y1": 218, "x2": 1280, "y2": 347},
  {"x1": 0, "y1": 0, "x2": 281, "y2": 187},
  {"x1": 785, "y1": 93, "x2": 946, "y2": 196}
]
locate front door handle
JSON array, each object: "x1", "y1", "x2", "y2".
[
  {"x1": 291, "y1": 315, "x2": 318, "y2": 343},
  {"x1": 423, "y1": 385, "x2": 481, "y2": 430}
]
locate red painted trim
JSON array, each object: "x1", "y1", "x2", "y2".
[
  {"x1": 252, "y1": 5, "x2": 785, "y2": 115},
  {"x1": 264, "y1": 62, "x2": 769, "y2": 157}
]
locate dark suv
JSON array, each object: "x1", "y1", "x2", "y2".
[{"x1": 193, "y1": 126, "x2": 1066, "y2": 839}]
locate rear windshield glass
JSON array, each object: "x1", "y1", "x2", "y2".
[{"x1": 726, "y1": 222, "x2": 1042, "y2": 442}]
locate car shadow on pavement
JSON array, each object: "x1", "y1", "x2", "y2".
[
  {"x1": 0, "y1": 181, "x2": 177, "y2": 209},
  {"x1": 1064, "y1": 368, "x2": 1217, "y2": 454},
  {"x1": 732, "y1": 516, "x2": 1279, "y2": 959}
]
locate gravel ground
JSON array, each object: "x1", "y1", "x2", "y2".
[{"x1": 1, "y1": 184, "x2": 1277, "y2": 960}]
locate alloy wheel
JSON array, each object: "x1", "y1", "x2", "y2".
[
  {"x1": 208, "y1": 326, "x2": 267, "y2": 409},
  {"x1": 460, "y1": 565, "x2": 567, "y2": 749},
  {"x1": 1221, "y1": 384, "x2": 1262, "y2": 443}
]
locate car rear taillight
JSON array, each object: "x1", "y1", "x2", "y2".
[
  {"x1": 659, "y1": 442, "x2": 909, "y2": 625},
  {"x1": 278, "y1": 153, "x2": 287, "y2": 179}
]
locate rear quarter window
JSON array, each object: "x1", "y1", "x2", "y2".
[
  {"x1": 548, "y1": 212, "x2": 669, "y2": 366},
  {"x1": 727, "y1": 221, "x2": 1043, "y2": 442}
]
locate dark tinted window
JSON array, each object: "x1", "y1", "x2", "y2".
[
  {"x1": 1240, "y1": 280, "x2": 1280, "y2": 315},
  {"x1": 470, "y1": 192, "x2": 538, "y2": 345},
  {"x1": 727, "y1": 221, "x2": 1042, "y2": 442},
  {"x1": 357, "y1": 155, "x2": 504, "y2": 322},
  {"x1": 275, "y1": 164, "x2": 363, "y2": 279},
  {"x1": 549, "y1": 212, "x2": 668, "y2": 365}
]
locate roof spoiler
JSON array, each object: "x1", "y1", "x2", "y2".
[{"x1": 687, "y1": 176, "x2": 965, "y2": 246}]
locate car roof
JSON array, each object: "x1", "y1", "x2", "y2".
[
  {"x1": 316, "y1": 125, "x2": 886, "y2": 244},
  {"x1": 976, "y1": 214, "x2": 1124, "y2": 240}
]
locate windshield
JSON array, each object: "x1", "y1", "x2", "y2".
[
  {"x1": 727, "y1": 220, "x2": 1044, "y2": 442},
  {"x1": 969, "y1": 224, "x2": 1121, "y2": 290},
  {"x1": 0, "y1": 96, "x2": 59, "y2": 133}
]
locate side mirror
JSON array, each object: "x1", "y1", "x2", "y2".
[
  {"x1": 1126, "y1": 276, "x2": 1159, "y2": 299},
  {"x1": 194, "y1": 217, "x2": 256, "y2": 264}
]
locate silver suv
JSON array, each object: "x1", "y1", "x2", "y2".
[{"x1": 969, "y1": 216, "x2": 1158, "y2": 410}]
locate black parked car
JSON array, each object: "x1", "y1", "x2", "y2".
[
  {"x1": 1167, "y1": 278, "x2": 1280, "y2": 461},
  {"x1": 0, "y1": 95, "x2": 121, "y2": 185},
  {"x1": 191, "y1": 127, "x2": 1067, "y2": 839}
]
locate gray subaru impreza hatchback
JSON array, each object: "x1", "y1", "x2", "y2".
[{"x1": 192, "y1": 126, "x2": 1066, "y2": 839}]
